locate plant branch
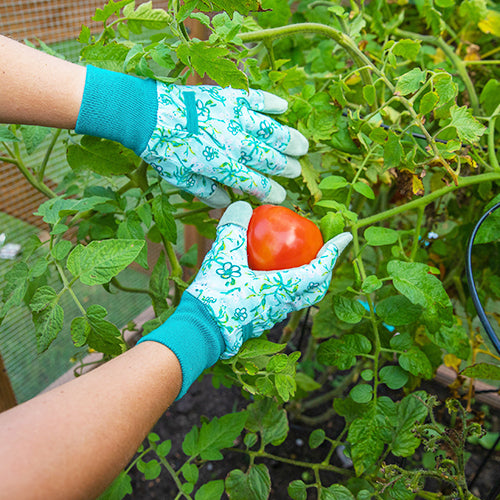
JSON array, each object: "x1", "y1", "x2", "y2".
[{"x1": 38, "y1": 129, "x2": 62, "y2": 182}]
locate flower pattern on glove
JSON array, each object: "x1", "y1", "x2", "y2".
[
  {"x1": 186, "y1": 201, "x2": 352, "y2": 358},
  {"x1": 140, "y1": 84, "x2": 308, "y2": 208}
]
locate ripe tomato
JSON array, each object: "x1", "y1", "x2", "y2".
[{"x1": 247, "y1": 205, "x2": 324, "y2": 271}]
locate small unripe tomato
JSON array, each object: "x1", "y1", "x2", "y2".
[{"x1": 247, "y1": 205, "x2": 324, "y2": 271}]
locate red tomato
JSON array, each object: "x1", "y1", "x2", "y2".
[{"x1": 247, "y1": 205, "x2": 324, "y2": 271}]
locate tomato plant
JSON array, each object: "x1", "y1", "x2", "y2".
[
  {"x1": 247, "y1": 205, "x2": 324, "y2": 270},
  {"x1": 1, "y1": 0, "x2": 500, "y2": 498}
]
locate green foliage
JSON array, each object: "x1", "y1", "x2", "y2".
[{"x1": 2, "y1": 0, "x2": 499, "y2": 498}]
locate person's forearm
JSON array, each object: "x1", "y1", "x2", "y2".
[
  {"x1": 0, "y1": 35, "x2": 86, "y2": 128},
  {"x1": 0, "y1": 342, "x2": 182, "y2": 500}
]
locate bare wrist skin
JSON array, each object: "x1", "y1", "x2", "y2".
[{"x1": 0, "y1": 35, "x2": 86, "y2": 129}]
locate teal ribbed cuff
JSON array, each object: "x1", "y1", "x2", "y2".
[
  {"x1": 137, "y1": 293, "x2": 225, "y2": 400},
  {"x1": 75, "y1": 65, "x2": 158, "y2": 156}
]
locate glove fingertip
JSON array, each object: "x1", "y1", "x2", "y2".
[
  {"x1": 261, "y1": 91, "x2": 288, "y2": 114},
  {"x1": 200, "y1": 188, "x2": 231, "y2": 208},
  {"x1": 219, "y1": 201, "x2": 253, "y2": 229},
  {"x1": 261, "y1": 180, "x2": 286, "y2": 205},
  {"x1": 283, "y1": 129, "x2": 309, "y2": 156},
  {"x1": 329, "y1": 232, "x2": 353, "y2": 256}
]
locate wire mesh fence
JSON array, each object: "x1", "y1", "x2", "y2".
[{"x1": 0, "y1": 1, "x2": 169, "y2": 403}]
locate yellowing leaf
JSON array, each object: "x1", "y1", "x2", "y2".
[
  {"x1": 478, "y1": 10, "x2": 500, "y2": 36},
  {"x1": 444, "y1": 353, "x2": 461, "y2": 372},
  {"x1": 412, "y1": 175, "x2": 424, "y2": 195}
]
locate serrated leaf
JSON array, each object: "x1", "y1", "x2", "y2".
[
  {"x1": 20, "y1": 125, "x2": 51, "y2": 155},
  {"x1": 181, "y1": 463, "x2": 199, "y2": 484},
  {"x1": 300, "y1": 157, "x2": 321, "y2": 202},
  {"x1": 98, "y1": 470, "x2": 133, "y2": 500},
  {"x1": 395, "y1": 68, "x2": 426, "y2": 96},
  {"x1": 35, "y1": 196, "x2": 109, "y2": 225},
  {"x1": 0, "y1": 125, "x2": 20, "y2": 142},
  {"x1": 80, "y1": 42, "x2": 131, "y2": 72},
  {"x1": 67, "y1": 239, "x2": 144, "y2": 285},
  {"x1": 71, "y1": 317, "x2": 91, "y2": 347},
  {"x1": 319, "y1": 212, "x2": 345, "y2": 241},
  {"x1": 152, "y1": 195, "x2": 177, "y2": 243},
  {"x1": 182, "y1": 412, "x2": 247, "y2": 460},
  {"x1": 319, "y1": 175, "x2": 348, "y2": 190},
  {"x1": 246, "y1": 399, "x2": 288, "y2": 446},
  {"x1": 149, "y1": 251, "x2": 170, "y2": 315},
  {"x1": 384, "y1": 130, "x2": 403, "y2": 168},
  {"x1": 392, "y1": 39, "x2": 421, "y2": 61},
  {"x1": 317, "y1": 334, "x2": 372, "y2": 369},
  {"x1": 177, "y1": 41, "x2": 248, "y2": 90},
  {"x1": 399, "y1": 347, "x2": 433, "y2": 379},
  {"x1": 376, "y1": 295, "x2": 422, "y2": 326},
  {"x1": 419, "y1": 91, "x2": 439, "y2": 115},
  {"x1": 350, "y1": 384, "x2": 373, "y2": 403},
  {"x1": 333, "y1": 295, "x2": 366, "y2": 323},
  {"x1": 237, "y1": 339, "x2": 286, "y2": 359},
  {"x1": 92, "y1": 0, "x2": 133, "y2": 22},
  {"x1": 29, "y1": 286, "x2": 58, "y2": 313},
  {"x1": 364, "y1": 226, "x2": 398, "y2": 246},
  {"x1": 362, "y1": 85, "x2": 376, "y2": 106},
  {"x1": 52, "y1": 240, "x2": 73, "y2": 261},
  {"x1": 225, "y1": 464, "x2": 271, "y2": 500},
  {"x1": 1, "y1": 263, "x2": 29, "y2": 318},
  {"x1": 86, "y1": 304, "x2": 126, "y2": 355},
  {"x1": 426, "y1": 324, "x2": 471, "y2": 360},
  {"x1": 448, "y1": 105, "x2": 486, "y2": 143},
  {"x1": 122, "y1": 1, "x2": 170, "y2": 33},
  {"x1": 288, "y1": 480, "x2": 307, "y2": 500},
  {"x1": 321, "y1": 485, "x2": 355, "y2": 500},
  {"x1": 34, "y1": 302, "x2": 64, "y2": 352}
]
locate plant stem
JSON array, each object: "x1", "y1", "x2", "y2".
[
  {"x1": 38, "y1": 129, "x2": 62, "y2": 182},
  {"x1": 280, "y1": 310, "x2": 305, "y2": 344},
  {"x1": 352, "y1": 172, "x2": 500, "y2": 230},
  {"x1": 111, "y1": 277, "x2": 154, "y2": 297},
  {"x1": 488, "y1": 108, "x2": 500, "y2": 172},
  {"x1": 55, "y1": 262, "x2": 86, "y2": 316},
  {"x1": 410, "y1": 205, "x2": 425, "y2": 261},
  {"x1": 157, "y1": 455, "x2": 193, "y2": 500}
]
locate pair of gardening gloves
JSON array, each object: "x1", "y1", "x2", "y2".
[{"x1": 76, "y1": 66, "x2": 352, "y2": 398}]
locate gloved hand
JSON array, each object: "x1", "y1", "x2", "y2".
[
  {"x1": 138, "y1": 202, "x2": 352, "y2": 398},
  {"x1": 75, "y1": 66, "x2": 308, "y2": 207}
]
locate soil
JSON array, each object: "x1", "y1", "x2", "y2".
[{"x1": 128, "y1": 329, "x2": 500, "y2": 500}]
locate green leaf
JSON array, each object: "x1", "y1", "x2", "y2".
[
  {"x1": 139, "y1": 459, "x2": 161, "y2": 480},
  {"x1": 225, "y1": 464, "x2": 271, "y2": 500},
  {"x1": 117, "y1": 213, "x2": 148, "y2": 269},
  {"x1": 449, "y1": 105, "x2": 486, "y2": 143},
  {"x1": 295, "y1": 372, "x2": 321, "y2": 392},
  {"x1": 149, "y1": 251, "x2": 170, "y2": 315},
  {"x1": 67, "y1": 136, "x2": 137, "y2": 176},
  {"x1": 1, "y1": 263, "x2": 29, "y2": 318},
  {"x1": 392, "y1": 392, "x2": 428, "y2": 456},
  {"x1": 333, "y1": 295, "x2": 366, "y2": 323},
  {"x1": 350, "y1": 384, "x2": 373, "y2": 403},
  {"x1": 52, "y1": 240, "x2": 73, "y2": 261},
  {"x1": 152, "y1": 195, "x2": 177, "y2": 243},
  {"x1": 179, "y1": 244, "x2": 198, "y2": 268},
  {"x1": 92, "y1": 0, "x2": 133, "y2": 22},
  {"x1": 196, "y1": 0, "x2": 260, "y2": 15},
  {"x1": 419, "y1": 91, "x2": 439, "y2": 115},
  {"x1": 33, "y1": 302, "x2": 64, "y2": 352},
  {"x1": 35, "y1": 196, "x2": 109, "y2": 224},
  {"x1": 379, "y1": 365, "x2": 409, "y2": 390},
  {"x1": 479, "y1": 79, "x2": 500, "y2": 115},
  {"x1": 364, "y1": 226, "x2": 398, "y2": 246},
  {"x1": 80, "y1": 41, "x2": 131, "y2": 72},
  {"x1": 288, "y1": 480, "x2": 307, "y2": 500},
  {"x1": 399, "y1": 347, "x2": 433, "y2": 379},
  {"x1": 238, "y1": 339, "x2": 286, "y2": 359},
  {"x1": 376, "y1": 295, "x2": 422, "y2": 326},
  {"x1": 362, "y1": 275, "x2": 383, "y2": 294},
  {"x1": 177, "y1": 41, "x2": 248, "y2": 90},
  {"x1": 156, "y1": 440, "x2": 172, "y2": 457},
  {"x1": 182, "y1": 412, "x2": 247, "y2": 460},
  {"x1": 29, "y1": 286, "x2": 58, "y2": 313},
  {"x1": 181, "y1": 463, "x2": 199, "y2": 484},
  {"x1": 426, "y1": 324, "x2": 470, "y2": 360},
  {"x1": 321, "y1": 485, "x2": 355, "y2": 500},
  {"x1": 122, "y1": 1, "x2": 170, "y2": 33},
  {"x1": 20, "y1": 125, "x2": 51, "y2": 155},
  {"x1": 246, "y1": 399, "x2": 288, "y2": 446},
  {"x1": 319, "y1": 175, "x2": 348, "y2": 190},
  {"x1": 317, "y1": 334, "x2": 372, "y2": 369},
  {"x1": 433, "y1": 72, "x2": 457, "y2": 106},
  {"x1": 274, "y1": 372, "x2": 296, "y2": 402},
  {"x1": 392, "y1": 39, "x2": 421, "y2": 61},
  {"x1": 86, "y1": 304, "x2": 126, "y2": 355},
  {"x1": 362, "y1": 85, "x2": 376, "y2": 106},
  {"x1": 353, "y1": 181, "x2": 375, "y2": 200},
  {"x1": 461, "y1": 363, "x2": 500, "y2": 380},
  {"x1": 387, "y1": 260, "x2": 452, "y2": 331},
  {"x1": 71, "y1": 317, "x2": 91, "y2": 348},
  {"x1": 67, "y1": 239, "x2": 144, "y2": 285},
  {"x1": 195, "y1": 480, "x2": 225, "y2": 500},
  {"x1": 309, "y1": 429, "x2": 326, "y2": 449},
  {"x1": 384, "y1": 131, "x2": 403, "y2": 168},
  {"x1": 395, "y1": 68, "x2": 426, "y2": 96},
  {"x1": 390, "y1": 332, "x2": 413, "y2": 351},
  {"x1": 475, "y1": 207, "x2": 500, "y2": 244},
  {"x1": 0, "y1": 125, "x2": 20, "y2": 142},
  {"x1": 300, "y1": 157, "x2": 321, "y2": 202},
  {"x1": 319, "y1": 212, "x2": 345, "y2": 241},
  {"x1": 98, "y1": 470, "x2": 133, "y2": 500}
]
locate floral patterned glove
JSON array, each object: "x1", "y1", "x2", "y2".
[
  {"x1": 76, "y1": 66, "x2": 308, "y2": 208},
  {"x1": 186, "y1": 201, "x2": 353, "y2": 357}
]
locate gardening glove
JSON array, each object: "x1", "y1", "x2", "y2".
[
  {"x1": 75, "y1": 66, "x2": 308, "y2": 207},
  {"x1": 138, "y1": 201, "x2": 352, "y2": 398}
]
